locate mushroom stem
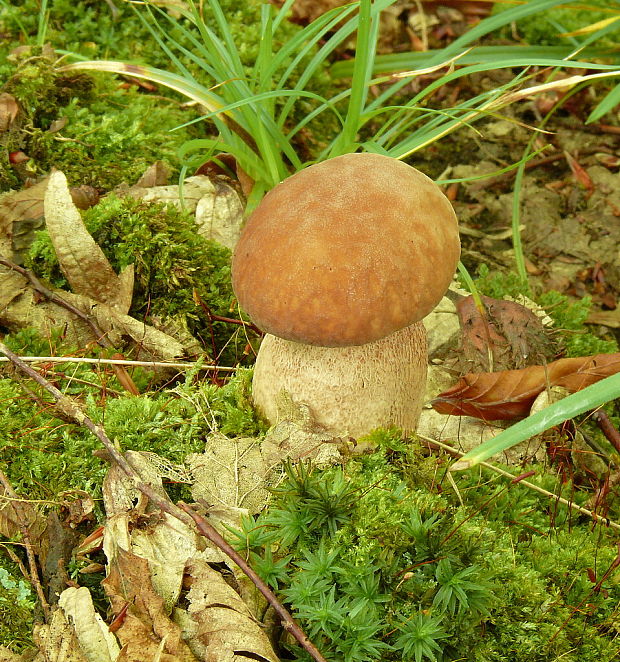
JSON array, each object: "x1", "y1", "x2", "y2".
[{"x1": 252, "y1": 322, "x2": 427, "y2": 438}]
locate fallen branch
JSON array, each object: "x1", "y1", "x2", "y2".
[{"x1": 0, "y1": 340, "x2": 327, "y2": 662}]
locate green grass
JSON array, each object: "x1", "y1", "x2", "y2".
[{"x1": 62, "y1": 0, "x2": 620, "y2": 212}]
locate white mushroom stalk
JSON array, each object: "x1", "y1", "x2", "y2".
[{"x1": 252, "y1": 323, "x2": 427, "y2": 438}]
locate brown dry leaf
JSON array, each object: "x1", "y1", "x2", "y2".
[
  {"x1": 564, "y1": 150, "x2": 594, "y2": 194},
  {"x1": 0, "y1": 485, "x2": 46, "y2": 553},
  {"x1": 456, "y1": 295, "x2": 555, "y2": 372},
  {"x1": 103, "y1": 547, "x2": 198, "y2": 662},
  {"x1": 0, "y1": 177, "x2": 49, "y2": 259},
  {"x1": 0, "y1": 278, "x2": 186, "y2": 361},
  {"x1": 32, "y1": 606, "x2": 90, "y2": 662},
  {"x1": 184, "y1": 558, "x2": 279, "y2": 662},
  {"x1": 194, "y1": 152, "x2": 254, "y2": 198},
  {"x1": 44, "y1": 171, "x2": 134, "y2": 314},
  {"x1": 0, "y1": 92, "x2": 19, "y2": 132},
  {"x1": 133, "y1": 160, "x2": 171, "y2": 188},
  {"x1": 432, "y1": 353, "x2": 620, "y2": 420},
  {"x1": 57, "y1": 587, "x2": 120, "y2": 662}
]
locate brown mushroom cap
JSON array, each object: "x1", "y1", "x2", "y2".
[{"x1": 232, "y1": 152, "x2": 460, "y2": 347}]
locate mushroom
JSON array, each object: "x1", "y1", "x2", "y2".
[{"x1": 232, "y1": 153, "x2": 460, "y2": 438}]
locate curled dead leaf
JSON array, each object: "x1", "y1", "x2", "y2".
[
  {"x1": 432, "y1": 352, "x2": 620, "y2": 421},
  {"x1": 44, "y1": 171, "x2": 134, "y2": 313}
]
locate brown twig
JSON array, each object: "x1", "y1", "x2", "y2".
[
  {"x1": 0, "y1": 258, "x2": 138, "y2": 393},
  {"x1": 0, "y1": 468, "x2": 51, "y2": 622},
  {"x1": 179, "y1": 502, "x2": 328, "y2": 662},
  {"x1": 0, "y1": 341, "x2": 327, "y2": 662},
  {"x1": 591, "y1": 410, "x2": 620, "y2": 455},
  {"x1": 194, "y1": 291, "x2": 264, "y2": 337}
]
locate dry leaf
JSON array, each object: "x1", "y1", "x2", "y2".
[
  {"x1": 32, "y1": 607, "x2": 90, "y2": 662},
  {"x1": 193, "y1": 152, "x2": 254, "y2": 198},
  {"x1": 0, "y1": 485, "x2": 46, "y2": 554},
  {"x1": 184, "y1": 558, "x2": 279, "y2": 662},
  {"x1": 195, "y1": 180, "x2": 244, "y2": 250},
  {"x1": 133, "y1": 161, "x2": 171, "y2": 188},
  {"x1": 564, "y1": 150, "x2": 594, "y2": 194},
  {"x1": 103, "y1": 547, "x2": 198, "y2": 662},
  {"x1": 0, "y1": 93, "x2": 19, "y2": 133},
  {"x1": 0, "y1": 645, "x2": 24, "y2": 662},
  {"x1": 432, "y1": 352, "x2": 620, "y2": 420},
  {"x1": 58, "y1": 587, "x2": 121, "y2": 662},
  {"x1": 456, "y1": 294, "x2": 555, "y2": 372},
  {"x1": 0, "y1": 177, "x2": 50, "y2": 259},
  {"x1": 44, "y1": 171, "x2": 134, "y2": 313},
  {"x1": 187, "y1": 433, "x2": 272, "y2": 513},
  {"x1": 124, "y1": 175, "x2": 216, "y2": 213}
]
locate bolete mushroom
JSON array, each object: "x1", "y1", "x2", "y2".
[{"x1": 232, "y1": 152, "x2": 460, "y2": 438}]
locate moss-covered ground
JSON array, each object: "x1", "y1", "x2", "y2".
[{"x1": 1, "y1": 0, "x2": 619, "y2": 659}]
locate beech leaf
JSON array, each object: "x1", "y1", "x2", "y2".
[
  {"x1": 44, "y1": 171, "x2": 134, "y2": 313},
  {"x1": 432, "y1": 352, "x2": 620, "y2": 421}
]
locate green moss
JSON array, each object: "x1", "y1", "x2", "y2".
[
  {"x1": 0, "y1": 564, "x2": 35, "y2": 652},
  {"x1": 538, "y1": 291, "x2": 618, "y2": 357},
  {"x1": 0, "y1": 49, "x2": 202, "y2": 192},
  {"x1": 231, "y1": 445, "x2": 620, "y2": 661},
  {"x1": 27, "y1": 194, "x2": 248, "y2": 364},
  {"x1": 492, "y1": 0, "x2": 620, "y2": 50}
]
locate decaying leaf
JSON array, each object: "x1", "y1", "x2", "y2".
[
  {"x1": 195, "y1": 180, "x2": 244, "y2": 250},
  {"x1": 188, "y1": 400, "x2": 340, "y2": 516},
  {"x1": 58, "y1": 587, "x2": 120, "y2": 662},
  {"x1": 0, "y1": 279, "x2": 186, "y2": 362},
  {"x1": 184, "y1": 558, "x2": 279, "y2": 662},
  {"x1": 432, "y1": 352, "x2": 620, "y2": 420},
  {"x1": 187, "y1": 433, "x2": 272, "y2": 514},
  {"x1": 0, "y1": 177, "x2": 49, "y2": 260},
  {"x1": 0, "y1": 645, "x2": 24, "y2": 662},
  {"x1": 32, "y1": 606, "x2": 90, "y2": 662},
  {"x1": 133, "y1": 160, "x2": 171, "y2": 188},
  {"x1": 44, "y1": 171, "x2": 134, "y2": 313},
  {"x1": 194, "y1": 152, "x2": 254, "y2": 198},
  {"x1": 103, "y1": 547, "x2": 198, "y2": 662},
  {"x1": 456, "y1": 294, "x2": 555, "y2": 372},
  {"x1": 0, "y1": 92, "x2": 19, "y2": 133},
  {"x1": 124, "y1": 174, "x2": 215, "y2": 212},
  {"x1": 0, "y1": 485, "x2": 46, "y2": 553}
]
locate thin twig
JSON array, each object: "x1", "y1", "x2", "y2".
[
  {"x1": 179, "y1": 502, "x2": 328, "y2": 662},
  {"x1": 418, "y1": 433, "x2": 620, "y2": 532},
  {"x1": 591, "y1": 410, "x2": 620, "y2": 454},
  {"x1": 0, "y1": 341, "x2": 326, "y2": 662},
  {"x1": 0, "y1": 258, "x2": 138, "y2": 392},
  {"x1": 0, "y1": 468, "x2": 51, "y2": 621},
  {"x1": 0, "y1": 355, "x2": 237, "y2": 371}
]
